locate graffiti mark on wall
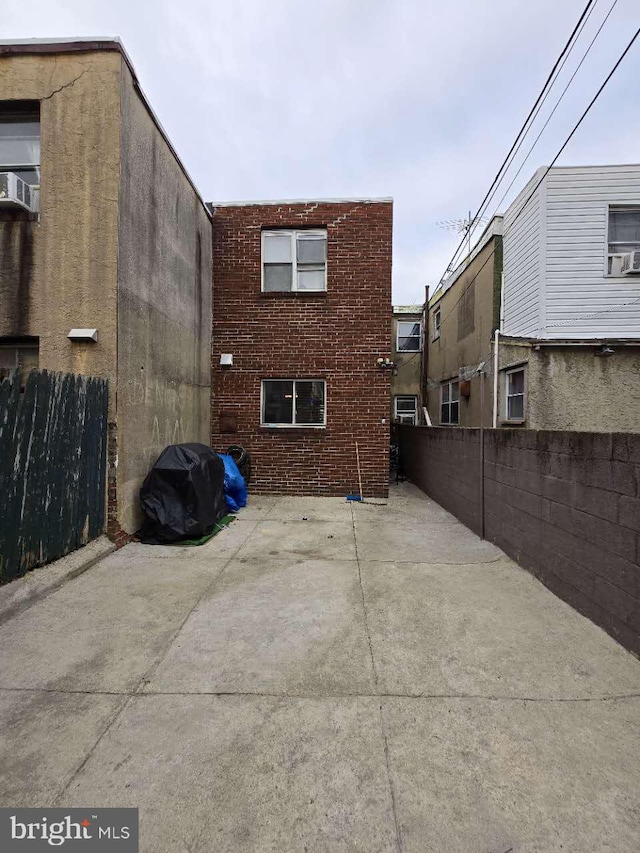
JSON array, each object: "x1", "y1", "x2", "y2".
[
  {"x1": 144, "y1": 414, "x2": 188, "y2": 467},
  {"x1": 126, "y1": 375, "x2": 191, "y2": 466},
  {"x1": 128, "y1": 376, "x2": 183, "y2": 414}
]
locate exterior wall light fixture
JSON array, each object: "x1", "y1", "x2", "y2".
[{"x1": 68, "y1": 329, "x2": 98, "y2": 342}]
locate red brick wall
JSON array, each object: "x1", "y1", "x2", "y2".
[{"x1": 211, "y1": 200, "x2": 392, "y2": 497}]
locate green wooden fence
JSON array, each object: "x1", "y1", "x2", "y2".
[{"x1": 0, "y1": 369, "x2": 108, "y2": 582}]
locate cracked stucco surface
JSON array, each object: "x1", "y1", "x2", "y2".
[
  {"x1": 1, "y1": 51, "x2": 213, "y2": 533},
  {"x1": 0, "y1": 483, "x2": 638, "y2": 852},
  {"x1": 0, "y1": 51, "x2": 121, "y2": 412},
  {"x1": 499, "y1": 341, "x2": 640, "y2": 431}
]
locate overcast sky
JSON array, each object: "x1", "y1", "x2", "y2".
[{"x1": 4, "y1": 0, "x2": 640, "y2": 303}]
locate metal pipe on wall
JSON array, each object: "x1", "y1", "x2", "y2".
[
  {"x1": 492, "y1": 328, "x2": 500, "y2": 428},
  {"x1": 480, "y1": 368, "x2": 485, "y2": 540}
]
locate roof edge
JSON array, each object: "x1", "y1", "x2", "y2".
[
  {"x1": 393, "y1": 305, "x2": 423, "y2": 314},
  {"x1": 429, "y1": 214, "x2": 503, "y2": 307},
  {"x1": 500, "y1": 334, "x2": 640, "y2": 346},
  {"x1": 0, "y1": 37, "x2": 211, "y2": 220},
  {"x1": 208, "y1": 196, "x2": 393, "y2": 209}
]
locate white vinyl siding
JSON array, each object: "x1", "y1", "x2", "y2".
[
  {"x1": 503, "y1": 165, "x2": 640, "y2": 340},
  {"x1": 502, "y1": 169, "x2": 544, "y2": 337},
  {"x1": 544, "y1": 166, "x2": 640, "y2": 338}
]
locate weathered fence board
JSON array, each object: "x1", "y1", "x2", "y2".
[{"x1": 0, "y1": 369, "x2": 108, "y2": 582}]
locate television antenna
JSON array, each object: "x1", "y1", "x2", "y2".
[{"x1": 436, "y1": 211, "x2": 489, "y2": 279}]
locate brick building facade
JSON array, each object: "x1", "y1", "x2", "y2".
[{"x1": 210, "y1": 198, "x2": 393, "y2": 496}]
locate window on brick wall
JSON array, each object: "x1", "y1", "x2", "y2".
[
  {"x1": 262, "y1": 230, "x2": 327, "y2": 292},
  {"x1": 440, "y1": 379, "x2": 459, "y2": 425},
  {"x1": 261, "y1": 379, "x2": 326, "y2": 426}
]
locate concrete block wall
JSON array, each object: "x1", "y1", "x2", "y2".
[
  {"x1": 399, "y1": 426, "x2": 640, "y2": 656},
  {"x1": 400, "y1": 427, "x2": 482, "y2": 534}
]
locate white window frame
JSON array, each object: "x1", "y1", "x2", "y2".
[
  {"x1": 504, "y1": 366, "x2": 526, "y2": 423},
  {"x1": 440, "y1": 379, "x2": 459, "y2": 425},
  {"x1": 261, "y1": 229, "x2": 327, "y2": 292},
  {"x1": 260, "y1": 379, "x2": 327, "y2": 428},
  {"x1": 0, "y1": 338, "x2": 39, "y2": 388},
  {"x1": 396, "y1": 319, "x2": 422, "y2": 352},
  {"x1": 606, "y1": 204, "x2": 640, "y2": 276},
  {"x1": 394, "y1": 395, "x2": 418, "y2": 425},
  {"x1": 0, "y1": 106, "x2": 41, "y2": 182},
  {"x1": 433, "y1": 308, "x2": 441, "y2": 340}
]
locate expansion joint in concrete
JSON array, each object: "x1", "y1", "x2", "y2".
[
  {"x1": 350, "y1": 503, "x2": 403, "y2": 853},
  {"x1": 350, "y1": 503, "x2": 379, "y2": 688},
  {"x1": 51, "y1": 516, "x2": 266, "y2": 805},
  {"x1": 2, "y1": 686, "x2": 640, "y2": 703}
]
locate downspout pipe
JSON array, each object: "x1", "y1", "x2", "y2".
[
  {"x1": 492, "y1": 328, "x2": 499, "y2": 428},
  {"x1": 479, "y1": 366, "x2": 486, "y2": 539}
]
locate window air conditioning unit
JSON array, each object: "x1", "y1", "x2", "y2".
[
  {"x1": 620, "y1": 251, "x2": 640, "y2": 275},
  {"x1": 0, "y1": 172, "x2": 34, "y2": 212}
]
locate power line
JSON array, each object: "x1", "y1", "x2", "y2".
[
  {"x1": 506, "y1": 24, "x2": 639, "y2": 223},
  {"x1": 432, "y1": 22, "x2": 640, "y2": 336},
  {"x1": 462, "y1": 0, "x2": 605, "y2": 251},
  {"x1": 438, "y1": 0, "x2": 597, "y2": 283},
  {"x1": 444, "y1": 0, "x2": 601, "y2": 278},
  {"x1": 545, "y1": 295, "x2": 640, "y2": 329},
  {"x1": 491, "y1": 0, "x2": 619, "y2": 217}
]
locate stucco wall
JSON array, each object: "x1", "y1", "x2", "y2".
[
  {"x1": 116, "y1": 63, "x2": 212, "y2": 533},
  {"x1": 390, "y1": 312, "x2": 422, "y2": 418},
  {"x1": 498, "y1": 343, "x2": 640, "y2": 432},
  {"x1": 0, "y1": 51, "x2": 121, "y2": 397},
  {"x1": 426, "y1": 237, "x2": 501, "y2": 427}
]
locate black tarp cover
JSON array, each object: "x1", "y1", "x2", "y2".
[{"x1": 139, "y1": 443, "x2": 227, "y2": 544}]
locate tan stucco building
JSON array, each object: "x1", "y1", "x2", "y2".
[
  {"x1": 391, "y1": 305, "x2": 423, "y2": 424},
  {"x1": 497, "y1": 338, "x2": 640, "y2": 431},
  {"x1": 426, "y1": 219, "x2": 503, "y2": 428},
  {"x1": 426, "y1": 184, "x2": 640, "y2": 433},
  {"x1": 0, "y1": 38, "x2": 212, "y2": 536}
]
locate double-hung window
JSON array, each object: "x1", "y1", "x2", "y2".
[
  {"x1": 397, "y1": 320, "x2": 421, "y2": 352},
  {"x1": 607, "y1": 206, "x2": 640, "y2": 274},
  {"x1": 0, "y1": 102, "x2": 40, "y2": 212},
  {"x1": 262, "y1": 230, "x2": 327, "y2": 292},
  {"x1": 261, "y1": 379, "x2": 326, "y2": 427},
  {"x1": 505, "y1": 367, "x2": 526, "y2": 422},
  {"x1": 433, "y1": 309, "x2": 441, "y2": 340},
  {"x1": 440, "y1": 380, "x2": 459, "y2": 425},
  {"x1": 394, "y1": 395, "x2": 418, "y2": 425},
  {"x1": 0, "y1": 337, "x2": 39, "y2": 387}
]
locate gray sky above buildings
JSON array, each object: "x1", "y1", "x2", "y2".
[{"x1": 5, "y1": 0, "x2": 640, "y2": 303}]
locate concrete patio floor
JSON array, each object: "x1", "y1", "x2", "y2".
[{"x1": 1, "y1": 482, "x2": 639, "y2": 852}]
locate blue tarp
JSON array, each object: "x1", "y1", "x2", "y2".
[{"x1": 217, "y1": 453, "x2": 248, "y2": 513}]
